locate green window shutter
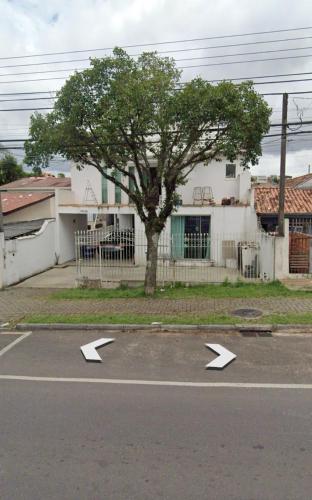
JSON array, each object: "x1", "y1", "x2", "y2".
[
  {"x1": 171, "y1": 216, "x2": 185, "y2": 259},
  {"x1": 129, "y1": 166, "x2": 135, "y2": 194},
  {"x1": 101, "y1": 169, "x2": 108, "y2": 203},
  {"x1": 115, "y1": 171, "x2": 122, "y2": 204}
]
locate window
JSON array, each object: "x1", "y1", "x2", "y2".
[
  {"x1": 226, "y1": 163, "x2": 236, "y2": 179},
  {"x1": 171, "y1": 216, "x2": 211, "y2": 259},
  {"x1": 129, "y1": 166, "x2": 135, "y2": 194},
  {"x1": 101, "y1": 168, "x2": 108, "y2": 203},
  {"x1": 114, "y1": 171, "x2": 122, "y2": 204}
]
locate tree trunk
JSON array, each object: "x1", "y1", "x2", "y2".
[{"x1": 144, "y1": 229, "x2": 160, "y2": 296}]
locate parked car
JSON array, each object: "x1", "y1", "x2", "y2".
[{"x1": 100, "y1": 229, "x2": 135, "y2": 260}]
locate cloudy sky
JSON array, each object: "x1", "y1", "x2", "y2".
[{"x1": 1, "y1": 0, "x2": 312, "y2": 177}]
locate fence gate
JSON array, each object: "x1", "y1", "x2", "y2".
[
  {"x1": 289, "y1": 232, "x2": 312, "y2": 274},
  {"x1": 75, "y1": 227, "x2": 275, "y2": 286}
]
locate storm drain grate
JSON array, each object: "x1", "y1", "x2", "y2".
[
  {"x1": 231, "y1": 308, "x2": 263, "y2": 318},
  {"x1": 240, "y1": 329, "x2": 272, "y2": 337}
]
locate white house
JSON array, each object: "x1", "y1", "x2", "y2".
[
  {"x1": 55, "y1": 159, "x2": 260, "y2": 269},
  {"x1": 0, "y1": 159, "x2": 290, "y2": 288}
]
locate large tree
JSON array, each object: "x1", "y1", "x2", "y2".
[
  {"x1": 0, "y1": 153, "x2": 26, "y2": 185},
  {"x1": 25, "y1": 48, "x2": 271, "y2": 295}
]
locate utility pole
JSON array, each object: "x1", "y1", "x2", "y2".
[
  {"x1": 277, "y1": 92, "x2": 288, "y2": 237},
  {"x1": 0, "y1": 193, "x2": 3, "y2": 233}
]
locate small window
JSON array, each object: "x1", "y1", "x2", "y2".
[{"x1": 226, "y1": 164, "x2": 236, "y2": 179}]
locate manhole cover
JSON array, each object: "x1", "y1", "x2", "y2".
[{"x1": 231, "y1": 308, "x2": 263, "y2": 318}]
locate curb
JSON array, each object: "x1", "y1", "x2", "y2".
[
  {"x1": 16, "y1": 323, "x2": 238, "y2": 332},
  {"x1": 14, "y1": 323, "x2": 312, "y2": 333}
]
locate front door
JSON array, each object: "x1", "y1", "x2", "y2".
[{"x1": 171, "y1": 216, "x2": 211, "y2": 259}]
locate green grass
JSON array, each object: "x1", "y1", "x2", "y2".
[
  {"x1": 22, "y1": 311, "x2": 312, "y2": 325},
  {"x1": 50, "y1": 280, "x2": 312, "y2": 300}
]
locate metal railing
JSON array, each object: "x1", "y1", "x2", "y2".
[{"x1": 75, "y1": 227, "x2": 275, "y2": 286}]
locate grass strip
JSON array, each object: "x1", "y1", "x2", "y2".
[
  {"x1": 50, "y1": 281, "x2": 312, "y2": 301},
  {"x1": 23, "y1": 312, "x2": 312, "y2": 325}
]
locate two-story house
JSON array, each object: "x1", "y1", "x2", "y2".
[{"x1": 56, "y1": 158, "x2": 258, "y2": 269}]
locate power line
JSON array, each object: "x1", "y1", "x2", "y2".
[
  {"x1": 1, "y1": 129, "x2": 312, "y2": 151},
  {"x1": 1, "y1": 26, "x2": 312, "y2": 61},
  {"x1": 3, "y1": 43, "x2": 312, "y2": 73},
  {"x1": 3, "y1": 121, "x2": 312, "y2": 144},
  {"x1": 0, "y1": 107, "x2": 52, "y2": 112},
  {"x1": 180, "y1": 52, "x2": 312, "y2": 69},
  {"x1": 3, "y1": 35, "x2": 312, "y2": 71},
  {"x1": 4, "y1": 51, "x2": 312, "y2": 80},
  {"x1": 0, "y1": 91, "x2": 57, "y2": 96},
  {"x1": 3, "y1": 71, "x2": 312, "y2": 98}
]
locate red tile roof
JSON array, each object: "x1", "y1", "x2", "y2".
[
  {"x1": 285, "y1": 173, "x2": 312, "y2": 188},
  {"x1": 1, "y1": 192, "x2": 54, "y2": 214},
  {"x1": 1, "y1": 176, "x2": 71, "y2": 189},
  {"x1": 255, "y1": 187, "x2": 312, "y2": 214}
]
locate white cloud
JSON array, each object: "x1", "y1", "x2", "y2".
[{"x1": 1, "y1": 0, "x2": 312, "y2": 175}]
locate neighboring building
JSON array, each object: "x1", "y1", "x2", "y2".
[
  {"x1": 1, "y1": 176, "x2": 71, "y2": 223},
  {"x1": 0, "y1": 176, "x2": 86, "y2": 267},
  {"x1": 285, "y1": 173, "x2": 312, "y2": 189},
  {"x1": 254, "y1": 186, "x2": 312, "y2": 233}
]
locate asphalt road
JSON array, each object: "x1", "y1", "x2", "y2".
[{"x1": 1, "y1": 329, "x2": 312, "y2": 499}]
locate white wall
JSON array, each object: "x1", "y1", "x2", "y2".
[
  {"x1": 133, "y1": 205, "x2": 259, "y2": 266},
  {"x1": 56, "y1": 213, "x2": 87, "y2": 264},
  {"x1": 3, "y1": 220, "x2": 56, "y2": 287},
  {"x1": 70, "y1": 162, "x2": 102, "y2": 204},
  {"x1": 70, "y1": 159, "x2": 251, "y2": 207},
  {"x1": 177, "y1": 161, "x2": 250, "y2": 205},
  {"x1": 299, "y1": 179, "x2": 312, "y2": 188}
]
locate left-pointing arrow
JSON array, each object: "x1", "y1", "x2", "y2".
[{"x1": 80, "y1": 338, "x2": 115, "y2": 362}]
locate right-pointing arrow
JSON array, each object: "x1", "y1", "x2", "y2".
[{"x1": 205, "y1": 343, "x2": 236, "y2": 370}]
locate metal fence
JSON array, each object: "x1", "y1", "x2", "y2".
[{"x1": 75, "y1": 227, "x2": 275, "y2": 286}]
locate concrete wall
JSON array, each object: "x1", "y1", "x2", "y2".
[
  {"x1": 70, "y1": 159, "x2": 251, "y2": 207},
  {"x1": 3, "y1": 220, "x2": 56, "y2": 287},
  {"x1": 298, "y1": 179, "x2": 312, "y2": 189},
  {"x1": 56, "y1": 213, "x2": 87, "y2": 264},
  {"x1": 177, "y1": 161, "x2": 250, "y2": 205},
  {"x1": 133, "y1": 205, "x2": 259, "y2": 266},
  {"x1": 4, "y1": 197, "x2": 55, "y2": 223}
]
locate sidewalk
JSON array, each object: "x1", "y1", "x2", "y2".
[{"x1": 1, "y1": 286, "x2": 312, "y2": 324}]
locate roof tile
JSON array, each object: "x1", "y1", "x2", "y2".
[{"x1": 255, "y1": 187, "x2": 312, "y2": 214}]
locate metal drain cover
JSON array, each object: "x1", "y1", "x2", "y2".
[{"x1": 231, "y1": 308, "x2": 263, "y2": 318}]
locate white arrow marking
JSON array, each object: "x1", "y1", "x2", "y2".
[
  {"x1": 205, "y1": 343, "x2": 236, "y2": 370},
  {"x1": 80, "y1": 338, "x2": 114, "y2": 362}
]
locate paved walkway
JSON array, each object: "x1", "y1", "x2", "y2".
[{"x1": 1, "y1": 287, "x2": 312, "y2": 323}]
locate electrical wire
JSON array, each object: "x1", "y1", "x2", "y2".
[
  {"x1": 4, "y1": 50, "x2": 312, "y2": 80},
  {"x1": 1, "y1": 26, "x2": 312, "y2": 61},
  {"x1": 3, "y1": 43, "x2": 312, "y2": 73}
]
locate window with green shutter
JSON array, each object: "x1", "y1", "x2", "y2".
[
  {"x1": 101, "y1": 169, "x2": 108, "y2": 203},
  {"x1": 115, "y1": 171, "x2": 122, "y2": 204},
  {"x1": 129, "y1": 166, "x2": 135, "y2": 194}
]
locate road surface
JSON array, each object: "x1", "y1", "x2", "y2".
[{"x1": 0, "y1": 329, "x2": 312, "y2": 499}]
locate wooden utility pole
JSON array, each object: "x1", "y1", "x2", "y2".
[{"x1": 277, "y1": 92, "x2": 288, "y2": 236}]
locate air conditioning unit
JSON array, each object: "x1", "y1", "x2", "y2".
[{"x1": 238, "y1": 242, "x2": 258, "y2": 278}]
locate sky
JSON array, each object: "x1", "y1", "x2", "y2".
[{"x1": 1, "y1": 0, "x2": 312, "y2": 177}]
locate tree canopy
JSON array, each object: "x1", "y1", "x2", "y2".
[
  {"x1": 25, "y1": 48, "x2": 271, "y2": 294},
  {"x1": 0, "y1": 153, "x2": 26, "y2": 185}
]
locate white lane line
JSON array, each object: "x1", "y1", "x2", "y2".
[
  {"x1": 0, "y1": 332, "x2": 23, "y2": 335},
  {"x1": 0, "y1": 374, "x2": 312, "y2": 389},
  {"x1": 0, "y1": 332, "x2": 32, "y2": 357}
]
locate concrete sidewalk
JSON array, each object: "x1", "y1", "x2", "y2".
[{"x1": 1, "y1": 286, "x2": 312, "y2": 324}]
